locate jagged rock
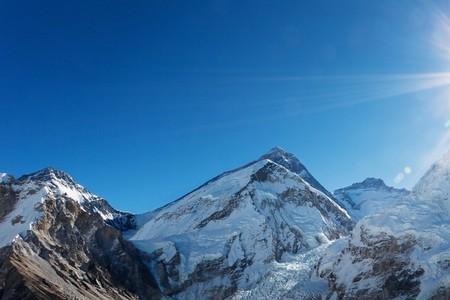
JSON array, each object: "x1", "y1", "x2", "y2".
[
  {"x1": 0, "y1": 182, "x2": 18, "y2": 223},
  {"x1": 317, "y1": 228, "x2": 423, "y2": 300},
  {"x1": 0, "y1": 169, "x2": 161, "y2": 300}
]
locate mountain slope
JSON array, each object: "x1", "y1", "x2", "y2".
[
  {"x1": 318, "y1": 153, "x2": 450, "y2": 300},
  {"x1": 334, "y1": 178, "x2": 411, "y2": 221},
  {"x1": 0, "y1": 168, "x2": 161, "y2": 300},
  {"x1": 126, "y1": 149, "x2": 352, "y2": 299}
]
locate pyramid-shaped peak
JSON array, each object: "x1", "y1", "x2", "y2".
[
  {"x1": 267, "y1": 146, "x2": 289, "y2": 154},
  {"x1": 414, "y1": 149, "x2": 450, "y2": 201},
  {"x1": 262, "y1": 146, "x2": 295, "y2": 158},
  {"x1": 34, "y1": 167, "x2": 68, "y2": 177},
  {"x1": 259, "y1": 147, "x2": 334, "y2": 199},
  {"x1": 259, "y1": 147, "x2": 303, "y2": 174},
  {"x1": 260, "y1": 147, "x2": 299, "y2": 167},
  {"x1": 19, "y1": 167, "x2": 76, "y2": 185},
  {"x1": 335, "y1": 178, "x2": 387, "y2": 193},
  {"x1": 360, "y1": 177, "x2": 386, "y2": 188}
]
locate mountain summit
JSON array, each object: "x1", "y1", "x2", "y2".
[
  {"x1": 259, "y1": 147, "x2": 334, "y2": 198},
  {"x1": 414, "y1": 151, "x2": 450, "y2": 213},
  {"x1": 334, "y1": 177, "x2": 410, "y2": 220}
]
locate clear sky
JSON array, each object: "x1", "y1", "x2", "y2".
[{"x1": 1, "y1": 0, "x2": 450, "y2": 213}]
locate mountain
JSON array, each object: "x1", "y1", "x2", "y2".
[
  {"x1": 259, "y1": 147, "x2": 335, "y2": 199},
  {"x1": 0, "y1": 168, "x2": 161, "y2": 300},
  {"x1": 3, "y1": 148, "x2": 450, "y2": 300},
  {"x1": 413, "y1": 151, "x2": 450, "y2": 212},
  {"x1": 126, "y1": 148, "x2": 352, "y2": 299},
  {"x1": 334, "y1": 177, "x2": 410, "y2": 220},
  {"x1": 317, "y1": 153, "x2": 450, "y2": 300}
]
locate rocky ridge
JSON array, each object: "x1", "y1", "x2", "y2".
[{"x1": 0, "y1": 168, "x2": 161, "y2": 300}]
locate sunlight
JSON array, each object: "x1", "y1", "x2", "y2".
[
  {"x1": 256, "y1": 8, "x2": 450, "y2": 114},
  {"x1": 264, "y1": 72, "x2": 450, "y2": 113},
  {"x1": 432, "y1": 10, "x2": 450, "y2": 62}
]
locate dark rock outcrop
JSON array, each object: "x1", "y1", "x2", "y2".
[
  {"x1": 318, "y1": 227, "x2": 424, "y2": 300},
  {"x1": 0, "y1": 174, "x2": 161, "y2": 300}
]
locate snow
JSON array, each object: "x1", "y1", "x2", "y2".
[
  {"x1": 129, "y1": 159, "x2": 271, "y2": 241},
  {"x1": 259, "y1": 147, "x2": 335, "y2": 199},
  {"x1": 0, "y1": 168, "x2": 119, "y2": 248},
  {"x1": 325, "y1": 195, "x2": 450, "y2": 297},
  {"x1": 128, "y1": 157, "x2": 351, "y2": 292},
  {"x1": 334, "y1": 178, "x2": 410, "y2": 221},
  {"x1": 230, "y1": 243, "x2": 331, "y2": 299},
  {"x1": 31, "y1": 169, "x2": 119, "y2": 221},
  {"x1": 10, "y1": 149, "x2": 450, "y2": 298},
  {"x1": 0, "y1": 173, "x2": 12, "y2": 184},
  {"x1": 358, "y1": 191, "x2": 450, "y2": 299},
  {"x1": 0, "y1": 182, "x2": 47, "y2": 247},
  {"x1": 322, "y1": 152, "x2": 450, "y2": 299},
  {"x1": 414, "y1": 150, "x2": 450, "y2": 213},
  {"x1": 93, "y1": 207, "x2": 115, "y2": 221}
]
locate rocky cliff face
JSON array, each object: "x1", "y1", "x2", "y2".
[{"x1": 0, "y1": 168, "x2": 161, "y2": 300}]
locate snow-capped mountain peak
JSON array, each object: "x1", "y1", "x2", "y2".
[
  {"x1": 0, "y1": 167, "x2": 129, "y2": 247},
  {"x1": 259, "y1": 147, "x2": 334, "y2": 199},
  {"x1": 334, "y1": 177, "x2": 410, "y2": 220},
  {"x1": 413, "y1": 150, "x2": 450, "y2": 211},
  {"x1": 349, "y1": 177, "x2": 385, "y2": 189},
  {"x1": 259, "y1": 147, "x2": 308, "y2": 174},
  {"x1": 20, "y1": 167, "x2": 79, "y2": 188},
  {"x1": 0, "y1": 173, "x2": 13, "y2": 184},
  {"x1": 0, "y1": 167, "x2": 161, "y2": 299}
]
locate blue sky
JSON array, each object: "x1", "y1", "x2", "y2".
[{"x1": 1, "y1": 0, "x2": 450, "y2": 213}]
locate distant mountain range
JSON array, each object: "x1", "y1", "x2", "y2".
[{"x1": 1, "y1": 147, "x2": 449, "y2": 299}]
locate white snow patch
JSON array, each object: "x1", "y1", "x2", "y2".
[
  {"x1": 0, "y1": 173, "x2": 12, "y2": 184},
  {"x1": 0, "y1": 182, "x2": 47, "y2": 247}
]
